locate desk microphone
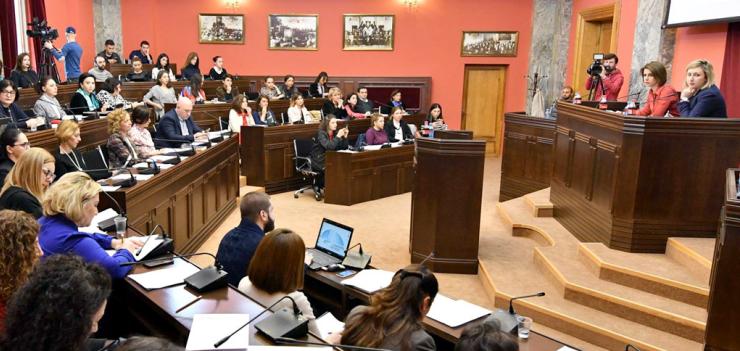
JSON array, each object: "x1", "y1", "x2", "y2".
[
  {"x1": 276, "y1": 337, "x2": 392, "y2": 351},
  {"x1": 126, "y1": 223, "x2": 174, "y2": 259},
  {"x1": 486, "y1": 292, "x2": 546, "y2": 334},
  {"x1": 86, "y1": 167, "x2": 136, "y2": 187},
  {"x1": 214, "y1": 295, "x2": 307, "y2": 347},
  {"x1": 342, "y1": 243, "x2": 372, "y2": 269},
  {"x1": 152, "y1": 138, "x2": 196, "y2": 156},
  {"x1": 122, "y1": 251, "x2": 228, "y2": 292}
]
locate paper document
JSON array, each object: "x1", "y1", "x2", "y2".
[
  {"x1": 79, "y1": 208, "x2": 118, "y2": 233},
  {"x1": 128, "y1": 263, "x2": 198, "y2": 290},
  {"x1": 340, "y1": 269, "x2": 394, "y2": 293},
  {"x1": 100, "y1": 185, "x2": 121, "y2": 192},
  {"x1": 315, "y1": 313, "x2": 344, "y2": 340},
  {"x1": 427, "y1": 294, "x2": 491, "y2": 328},
  {"x1": 186, "y1": 314, "x2": 250, "y2": 351},
  {"x1": 131, "y1": 235, "x2": 165, "y2": 261}
]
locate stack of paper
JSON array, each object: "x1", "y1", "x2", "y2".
[
  {"x1": 186, "y1": 314, "x2": 250, "y2": 351},
  {"x1": 128, "y1": 263, "x2": 198, "y2": 290},
  {"x1": 315, "y1": 313, "x2": 345, "y2": 340},
  {"x1": 426, "y1": 294, "x2": 492, "y2": 327},
  {"x1": 340, "y1": 269, "x2": 394, "y2": 293}
]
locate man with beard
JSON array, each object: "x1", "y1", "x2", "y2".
[
  {"x1": 216, "y1": 191, "x2": 276, "y2": 286},
  {"x1": 585, "y1": 53, "x2": 624, "y2": 101}
]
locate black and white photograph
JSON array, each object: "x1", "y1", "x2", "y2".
[
  {"x1": 343, "y1": 15, "x2": 394, "y2": 51},
  {"x1": 461, "y1": 31, "x2": 519, "y2": 57},
  {"x1": 198, "y1": 14, "x2": 244, "y2": 44},
  {"x1": 268, "y1": 14, "x2": 318, "y2": 50}
]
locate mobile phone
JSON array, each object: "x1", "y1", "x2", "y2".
[{"x1": 336, "y1": 269, "x2": 356, "y2": 278}]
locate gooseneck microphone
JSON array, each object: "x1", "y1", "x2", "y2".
[
  {"x1": 214, "y1": 295, "x2": 303, "y2": 348},
  {"x1": 508, "y1": 291, "x2": 546, "y2": 314},
  {"x1": 487, "y1": 291, "x2": 546, "y2": 334}
]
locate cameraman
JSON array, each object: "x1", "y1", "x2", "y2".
[
  {"x1": 44, "y1": 27, "x2": 82, "y2": 83},
  {"x1": 585, "y1": 53, "x2": 623, "y2": 101}
]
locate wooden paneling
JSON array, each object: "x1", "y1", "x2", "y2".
[
  {"x1": 551, "y1": 102, "x2": 740, "y2": 252},
  {"x1": 500, "y1": 113, "x2": 556, "y2": 201},
  {"x1": 27, "y1": 118, "x2": 109, "y2": 153}
]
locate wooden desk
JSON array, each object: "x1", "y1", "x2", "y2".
[
  {"x1": 27, "y1": 118, "x2": 109, "y2": 153},
  {"x1": 303, "y1": 269, "x2": 578, "y2": 351},
  {"x1": 324, "y1": 145, "x2": 415, "y2": 206},
  {"x1": 500, "y1": 112, "x2": 556, "y2": 201},
  {"x1": 241, "y1": 114, "x2": 424, "y2": 194},
  {"x1": 100, "y1": 136, "x2": 240, "y2": 254},
  {"x1": 552, "y1": 102, "x2": 740, "y2": 252}
]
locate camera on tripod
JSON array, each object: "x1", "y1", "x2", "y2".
[
  {"x1": 26, "y1": 17, "x2": 58, "y2": 42},
  {"x1": 586, "y1": 53, "x2": 605, "y2": 77}
]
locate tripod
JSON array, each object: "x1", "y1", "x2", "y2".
[
  {"x1": 587, "y1": 74, "x2": 607, "y2": 101},
  {"x1": 39, "y1": 44, "x2": 60, "y2": 84}
]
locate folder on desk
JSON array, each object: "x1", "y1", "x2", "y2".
[
  {"x1": 128, "y1": 264, "x2": 199, "y2": 290},
  {"x1": 186, "y1": 314, "x2": 250, "y2": 351},
  {"x1": 426, "y1": 294, "x2": 492, "y2": 328},
  {"x1": 340, "y1": 269, "x2": 394, "y2": 293}
]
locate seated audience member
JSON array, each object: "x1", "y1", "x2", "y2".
[
  {"x1": 158, "y1": 97, "x2": 207, "y2": 147},
  {"x1": 9, "y1": 53, "x2": 39, "y2": 89},
  {"x1": 238, "y1": 228, "x2": 319, "y2": 334},
  {"x1": 259, "y1": 76, "x2": 285, "y2": 100},
  {"x1": 0, "y1": 127, "x2": 29, "y2": 185},
  {"x1": 39, "y1": 172, "x2": 142, "y2": 278},
  {"x1": 126, "y1": 56, "x2": 151, "y2": 82},
  {"x1": 322, "y1": 88, "x2": 348, "y2": 120},
  {"x1": 310, "y1": 116, "x2": 349, "y2": 192},
  {"x1": 143, "y1": 70, "x2": 178, "y2": 118},
  {"x1": 345, "y1": 92, "x2": 369, "y2": 119},
  {"x1": 355, "y1": 87, "x2": 374, "y2": 114},
  {"x1": 560, "y1": 85, "x2": 575, "y2": 101},
  {"x1": 216, "y1": 191, "x2": 273, "y2": 286},
  {"x1": 33, "y1": 77, "x2": 68, "y2": 121},
  {"x1": 427, "y1": 103, "x2": 447, "y2": 129},
  {"x1": 381, "y1": 89, "x2": 405, "y2": 115},
  {"x1": 455, "y1": 321, "x2": 519, "y2": 351},
  {"x1": 228, "y1": 94, "x2": 254, "y2": 133},
  {"x1": 309, "y1": 71, "x2": 329, "y2": 98},
  {"x1": 365, "y1": 113, "x2": 388, "y2": 145},
  {"x1": 253, "y1": 95, "x2": 277, "y2": 126},
  {"x1": 181, "y1": 52, "x2": 201, "y2": 81},
  {"x1": 216, "y1": 74, "x2": 240, "y2": 102},
  {"x1": 181, "y1": 73, "x2": 206, "y2": 103},
  {"x1": 281, "y1": 74, "x2": 301, "y2": 99},
  {"x1": 53, "y1": 120, "x2": 106, "y2": 180},
  {"x1": 106, "y1": 109, "x2": 139, "y2": 168},
  {"x1": 208, "y1": 55, "x2": 228, "y2": 80},
  {"x1": 585, "y1": 52, "x2": 623, "y2": 101},
  {"x1": 152, "y1": 53, "x2": 176, "y2": 82},
  {"x1": 69, "y1": 73, "x2": 109, "y2": 115},
  {"x1": 0, "y1": 255, "x2": 113, "y2": 351},
  {"x1": 385, "y1": 107, "x2": 414, "y2": 142},
  {"x1": 0, "y1": 80, "x2": 45, "y2": 129},
  {"x1": 0, "y1": 147, "x2": 55, "y2": 219},
  {"x1": 287, "y1": 94, "x2": 311, "y2": 124},
  {"x1": 97, "y1": 39, "x2": 122, "y2": 64},
  {"x1": 341, "y1": 264, "x2": 438, "y2": 351},
  {"x1": 0, "y1": 209, "x2": 41, "y2": 332},
  {"x1": 635, "y1": 61, "x2": 679, "y2": 117},
  {"x1": 88, "y1": 55, "x2": 113, "y2": 82},
  {"x1": 679, "y1": 59, "x2": 727, "y2": 118},
  {"x1": 116, "y1": 336, "x2": 183, "y2": 351},
  {"x1": 128, "y1": 106, "x2": 164, "y2": 158},
  {"x1": 97, "y1": 77, "x2": 142, "y2": 110},
  {"x1": 129, "y1": 40, "x2": 153, "y2": 64}
]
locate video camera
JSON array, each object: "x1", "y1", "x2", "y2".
[
  {"x1": 586, "y1": 53, "x2": 604, "y2": 77},
  {"x1": 26, "y1": 17, "x2": 58, "y2": 42}
]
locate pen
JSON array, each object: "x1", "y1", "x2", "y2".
[{"x1": 175, "y1": 295, "x2": 203, "y2": 313}]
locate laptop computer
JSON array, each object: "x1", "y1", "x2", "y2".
[{"x1": 307, "y1": 218, "x2": 354, "y2": 270}]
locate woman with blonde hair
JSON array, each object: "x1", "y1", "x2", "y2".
[
  {"x1": 53, "y1": 120, "x2": 89, "y2": 180},
  {"x1": 679, "y1": 59, "x2": 727, "y2": 118},
  {"x1": 0, "y1": 148, "x2": 55, "y2": 218},
  {"x1": 0, "y1": 209, "x2": 41, "y2": 332},
  {"x1": 38, "y1": 172, "x2": 142, "y2": 278},
  {"x1": 238, "y1": 228, "x2": 319, "y2": 334},
  {"x1": 106, "y1": 108, "x2": 139, "y2": 168}
]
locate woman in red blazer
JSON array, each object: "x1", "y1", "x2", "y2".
[{"x1": 635, "y1": 61, "x2": 679, "y2": 117}]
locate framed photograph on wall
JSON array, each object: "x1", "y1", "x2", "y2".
[
  {"x1": 268, "y1": 14, "x2": 318, "y2": 50},
  {"x1": 461, "y1": 31, "x2": 519, "y2": 57},
  {"x1": 343, "y1": 14, "x2": 395, "y2": 51},
  {"x1": 198, "y1": 14, "x2": 244, "y2": 44}
]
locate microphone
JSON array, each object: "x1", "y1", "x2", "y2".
[
  {"x1": 617, "y1": 90, "x2": 642, "y2": 102},
  {"x1": 214, "y1": 296, "x2": 307, "y2": 347},
  {"x1": 87, "y1": 166, "x2": 136, "y2": 187},
  {"x1": 122, "y1": 251, "x2": 228, "y2": 292},
  {"x1": 276, "y1": 337, "x2": 392, "y2": 351},
  {"x1": 419, "y1": 251, "x2": 435, "y2": 267},
  {"x1": 342, "y1": 243, "x2": 372, "y2": 269},
  {"x1": 487, "y1": 292, "x2": 545, "y2": 334},
  {"x1": 152, "y1": 138, "x2": 196, "y2": 156}
]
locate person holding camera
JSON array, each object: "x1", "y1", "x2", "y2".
[
  {"x1": 44, "y1": 27, "x2": 83, "y2": 83},
  {"x1": 585, "y1": 53, "x2": 623, "y2": 101}
]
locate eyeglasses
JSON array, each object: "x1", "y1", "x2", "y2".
[
  {"x1": 1, "y1": 90, "x2": 16, "y2": 96},
  {"x1": 13, "y1": 142, "x2": 30, "y2": 149},
  {"x1": 42, "y1": 168, "x2": 56, "y2": 180}
]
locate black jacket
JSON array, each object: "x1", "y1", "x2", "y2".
[
  {"x1": 9, "y1": 69, "x2": 39, "y2": 89},
  {"x1": 310, "y1": 129, "x2": 348, "y2": 170},
  {"x1": 182, "y1": 65, "x2": 201, "y2": 81},
  {"x1": 380, "y1": 101, "x2": 405, "y2": 115},
  {"x1": 322, "y1": 100, "x2": 347, "y2": 120},
  {"x1": 0, "y1": 102, "x2": 31, "y2": 129},
  {"x1": 0, "y1": 186, "x2": 42, "y2": 219},
  {"x1": 0, "y1": 159, "x2": 14, "y2": 186},
  {"x1": 309, "y1": 83, "x2": 327, "y2": 98},
  {"x1": 208, "y1": 68, "x2": 228, "y2": 81},
  {"x1": 384, "y1": 119, "x2": 413, "y2": 142}
]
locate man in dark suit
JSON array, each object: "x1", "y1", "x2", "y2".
[{"x1": 157, "y1": 97, "x2": 207, "y2": 148}]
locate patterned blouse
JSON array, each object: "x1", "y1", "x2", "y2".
[
  {"x1": 96, "y1": 90, "x2": 131, "y2": 109},
  {"x1": 107, "y1": 132, "x2": 138, "y2": 168},
  {"x1": 128, "y1": 125, "x2": 157, "y2": 158}
]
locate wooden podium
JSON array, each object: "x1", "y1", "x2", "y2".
[
  {"x1": 410, "y1": 137, "x2": 486, "y2": 274},
  {"x1": 704, "y1": 169, "x2": 740, "y2": 351}
]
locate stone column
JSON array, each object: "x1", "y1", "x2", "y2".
[
  {"x1": 92, "y1": 0, "x2": 123, "y2": 57},
  {"x1": 628, "y1": 0, "x2": 676, "y2": 103},
  {"x1": 525, "y1": 0, "x2": 573, "y2": 114}
]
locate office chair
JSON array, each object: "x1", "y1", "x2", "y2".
[{"x1": 292, "y1": 138, "x2": 321, "y2": 201}]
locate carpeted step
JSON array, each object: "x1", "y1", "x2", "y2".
[
  {"x1": 666, "y1": 237, "x2": 714, "y2": 278},
  {"x1": 522, "y1": 188, "x2": 553, "y2": 217}
]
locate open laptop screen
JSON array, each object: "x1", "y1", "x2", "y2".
[{"x1": 316, "y1": 218, "x2": 353, "y2": 258}]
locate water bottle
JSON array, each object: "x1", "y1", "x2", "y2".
[
  {"x1": 573, "y1": 92, "x2": 582, "y2": 105},
  {"x1": 545, "y1": 107, "x2": 552, "y2": 119},
  {"x1": 598, "y1": 96, "x2": 608, "y2": 110}
]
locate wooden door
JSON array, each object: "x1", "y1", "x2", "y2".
[
  {"x1": 461, "y1": 65, "x2": 507, "y2": 155},
  {"x1": 571, "y1": 3, "x2": 620, "y2": 98}
]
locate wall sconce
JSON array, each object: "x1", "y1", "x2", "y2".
[
  {"x1": 225, "y1": 0, "x2": 241, "y2": 11},
  {"x1": 402, "y1": 0, "x2": 420, "y2": 10}
]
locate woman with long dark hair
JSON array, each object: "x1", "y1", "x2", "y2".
[
  {"x1": 181, "y1": 52, "x2": 201, "y2": 81},
  {"x1": 309, "y1": 71, "x2": 329, "y2": 98},
  {"x1": 9, "y1": 53, "x2": 39, "y2": 89},
  {"x1": 181, "y1": 73, "x2": 206, "y2": 103},
  {"x1": 0, "y1": 126, "x2": 29, "y2": 185},
  {"x1": 152, "y1": 53, "x2": 176, "y2": 81}
]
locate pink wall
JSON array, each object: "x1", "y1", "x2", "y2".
[
  {"x1": 44, "y1": 0, "x2": 95, "y2": 80},
  {"x1": 118, "y1": 0, "x2": 534, "y2": 129}
]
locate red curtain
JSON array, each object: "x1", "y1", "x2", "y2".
[
  {"x1": 721, "y1": 22, "x2": 740, "y2": 118},
  {"x1": 0, "y1": 0, "x2": 18, "y2": 76},
  {"x1": 27, "y1": 0, "x2": 47, "y2": 75}
]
